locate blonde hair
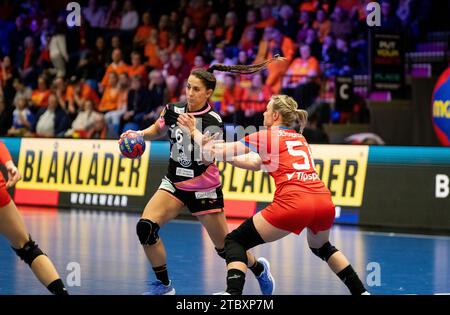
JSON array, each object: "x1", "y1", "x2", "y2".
[{"x1": 270, "y1": 95, "x2": 308, "y2": 133}]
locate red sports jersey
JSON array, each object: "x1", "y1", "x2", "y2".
[
  {"x1": 0, "y1": 141, "x2": 12, "y2": 165},
  {"x1": 241, "y1": 126, "x2": 334, "y2": 234},
  {"x1": 241, "y1": 126, "x2": 328, "y2": 195},
  {"x1": 0, "y1": 141, "x2": 12, "y2": 206}
]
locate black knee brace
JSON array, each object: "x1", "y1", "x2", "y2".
[
  {"x1": 136, "y1": 218, "x2": 160, "y2": 245},
  {"x1": 224, "y1": 217, "x2": 265, "y2": 265},
  {"x1": 12, "y1": 236, "x2": 45, "y2": 266},
  {"x1": 310, "y1": 242, "x2": 338, "y2": 262},
  {"x1": 215, "y1": 247, "x2": 226, "y2": 260}
]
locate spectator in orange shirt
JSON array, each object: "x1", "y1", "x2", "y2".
[
  {"x1": 98, "y1": 72, "x2": 123, "y2": 113},
  {"x1": 283, "y1": 44, "x2": 320, "y2": 88},
  {"x1": 313, "y1": 9, "x2": 331, "y2": 43},
  {"x1": 158, "y1": 15, "x2": 170, "y2": 49},
  {"x1": 144, "y1": 29, "x2": 162, "y2": 69},
  {"x1": 255, "y1": 27, "x2": 296, "y2": 94},
  {"x1": 282, "y1": 44, "x2": 320, "y2": 109},
  {"x1": 31, "y1": 76, "x2": 50, "y2": 109},
  {"x1": 221, "y1": 74, "x2": 243, "y2": 124},
  {"x1": 100, "y1": 48, "x2": 129, "y2": 92},
  {"x1": 104, "y1": 72, "x2": 130, "y2": 138},
  {"x1": 128, "y1": 51, "x2": 148, "y2": 84},
  {"x1": 133, "y1": 12, "x2": 153, "y2": 48},
  {"x1": 66, "y1": 77, "x2": 100, "y2": 115},
  {"x1": 240, "y1": 73, "x2": 272, "y2": 127}
]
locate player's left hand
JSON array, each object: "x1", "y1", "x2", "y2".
[
  {"x1": 202, "y1": 131, "x2": 223, "y2": 163},
  {"x1": 177, "y1": 113, "x2": 196, "y2": 135},
  {"x1": 5, "y1": 161, "x2": 21, "y2": 188}
]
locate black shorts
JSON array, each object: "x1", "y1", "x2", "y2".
[{"x1": 158, "y1": 177, "x2": 224, "y2": 216}]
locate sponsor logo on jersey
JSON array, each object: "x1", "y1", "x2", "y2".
[
  {"x1": 286, "y1": 172, "x2": 320, "y2": 181},
  {"x1": 174, "y1": 106, "x2": 186, "y2": 114},
  {"x1": 195, "y1": 190, "x2": 218, "y2": 199},
  {"x1": 176, "y1": 167, "x2": 194, "y2": 178}
]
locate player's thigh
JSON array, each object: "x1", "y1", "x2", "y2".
[
  {"x1": 253, "y1": 212, "x2": 290, "y2": 243},
  {"x1": 0, "y1": 200, "x2": 30, "y2": 248},
  {"x1": 196, "y1": 211, "x2": 229, "y2": 249},
  {"x1": 307, "y1": 229, "x2": 331, "y2": 248},
  {"x1": 141, "y1": 190, "x2": 184, "y2": 226}
]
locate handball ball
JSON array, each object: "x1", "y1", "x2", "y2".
[{"x1": 119, "y1": 131, "x2": 146, "y2": 159}]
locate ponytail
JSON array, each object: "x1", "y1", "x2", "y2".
[
  {"x1": 207, "y1": 54, "x2": 286, "y2": 74},
  {"x1": 295, "y1": 109, "x2": 308, "y2": 133},
  {"x1": 191, "y1": 55, "x2": 286, "y2": 91}
]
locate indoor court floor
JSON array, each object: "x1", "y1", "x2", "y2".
[{"x1": 0, "y1": 208, "x2": 449, "y2": 295}]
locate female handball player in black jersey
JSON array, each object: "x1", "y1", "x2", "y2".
[{"x1": 120, "y1": 57, "x2": 284, "y2": 295}]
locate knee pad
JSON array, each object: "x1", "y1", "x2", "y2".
[
  {"x1": 310, "y1": 242, "x2": 338, "y2": 262},
  {"x1": 224, "y1": 218, "x2": 265, "y2": 265},
  {"x1": 136, "y1": 219, "x2": 160, "y2": 245},
  {"x1": 224, "y1": 234, "x2": 248, "y2": 265},
  {"x1": 12, "y1": 236, "x2": 45, "y2": 266},
  {"x1": 215, "y1": 247, "x2": 226, "y2": 260}
]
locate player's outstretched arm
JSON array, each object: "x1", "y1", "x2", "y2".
[
  {"x1": 139, "y1": 120, "x2": 167, "y2": 141},
  {"x1": 229, "y1": 152, "x2": 262, "y2": 171}
]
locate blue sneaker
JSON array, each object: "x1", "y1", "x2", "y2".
[
  {"x1": 256, "y1": 257, "x2": 275, "y2": 295},
  {"x1": 143, "y1": 280, "x2": 176, "y2": 295}
]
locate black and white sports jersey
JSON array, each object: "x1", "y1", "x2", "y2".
[{"x1": 159, "y1": 101, "x2": 224, "y2": 188}]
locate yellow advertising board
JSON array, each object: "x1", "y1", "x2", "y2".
[{"x1": 16, "y1": 139, "x2": 149, "y2": 196}]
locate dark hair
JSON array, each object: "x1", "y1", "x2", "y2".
[{"x1": 190, "y1": 55, "x2": 285, "y2": 91}]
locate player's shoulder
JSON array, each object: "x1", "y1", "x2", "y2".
[
  {"x1": 205, "y1": 108, "x2": 223, "y2": 124},
  {"x1": 166, "y1": 101, "x2": 187, "y2": 115}
]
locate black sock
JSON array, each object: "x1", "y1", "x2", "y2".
[
  {"x1": 47, "y1": 279, "x2": 68, "y2": 295},
  {"x1": 226, "y1": 269, "x2": 246, "y2": 295},
  {"x1": 249, "y1": 260, "x2": 264, "y2": 277},
  {"x1": 153, "y1": 265, "x2": 170, "y2": 285},
  {"x1": 337, "y1": 265, "x2": 367, "y2": 295}
]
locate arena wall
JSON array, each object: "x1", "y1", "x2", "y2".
[{"x1": 2, "y1": 137, "x2": 449, "y2": 232}]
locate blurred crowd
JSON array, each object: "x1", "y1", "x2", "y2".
[{"x1": 0, "y1": 0, "x2": 432, "y2": 142}]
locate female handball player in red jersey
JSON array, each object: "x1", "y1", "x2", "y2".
[
  {"x1": 206, "y1": 95, "x2": 369, "y2": 295},
  {"x1": 0, "y1": 141, "x2": 68, "y2": 295}
]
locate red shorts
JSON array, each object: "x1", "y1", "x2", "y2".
[
  {"x1": 0, "y1": 173, "x2": 11, "y2": 208},
  {"x1": 261, "y1": 189, "x2": 335, "y2": 235}
]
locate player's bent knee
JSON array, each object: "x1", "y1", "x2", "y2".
[
  {"x1": 12, "y1": 235, "x2": 45, "y2": 266},
  {"x1": 224, "y1": 234, "x2": 248, "y2": 265},
  {"x1": 310, "y1": 241, "x2": 338, "y2": 262},
  {"x1": 136, "y1": 218, "x2": 160, "y2": 245},
  {"x1": 215, "y1": 247, "x2": 226, "y2": 260}
]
